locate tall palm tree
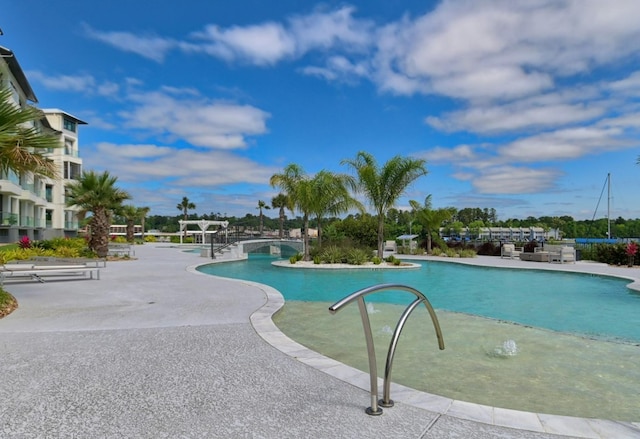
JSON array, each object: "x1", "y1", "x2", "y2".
[
  {"x1": 66, "y1": 170, "x2": 131, "y2": 257},
  {"x1": 270, "y1": 164, "x2": 314, "y2": 260},
  {"x1": 342, "y1": 151, "x2": 428, "y2": 258},
  {"x1": 310, "y1": 170, "x2": 363, "y2": 248},
  {"x1": 0, "y1": 87, "x2": 60, "y2": 178},
  {"x1": 256, "y1": 200, "x2": 271, "y2": 236},
  {"x1": 271, "y1": 193, "x2": 290, "y2": 239},
  {"x1": 176, "y1": 196, "x2": 196, "y2": 240},
  {"x1": 409, "y1": 195, "x2": 456, "y2": 253}
]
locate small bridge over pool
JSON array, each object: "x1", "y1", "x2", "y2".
[
  {"x1": 240, "y1": 239, "x2": 303, "y2": 255},
  {"x1": 212, "y1": 239, "x2": 303, "y2": 259}
]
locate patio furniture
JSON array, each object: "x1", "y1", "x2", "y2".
[{"x1": 501, "y1": 243, "x2": 522, "y2": 259}]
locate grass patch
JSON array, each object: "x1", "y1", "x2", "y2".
[{"x1": 0, "y1": 288, "x2": 17, "y2": 318}]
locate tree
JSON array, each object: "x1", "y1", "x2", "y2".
[
  {"x1": 309, "y1": 170, "x2": 362, "y2": 248},
  {"x1": 137, "y1": 206, "x2": 150, "y2": 239},
  {"x1": 256, "y1": 200, "x2": 271, "y2": 236},
  {"x1": 176, "y1": 196, "x2": 196, "y2": 240},
  {"x1": 342, "y1": 151, "x2": 428, "y2": 258},
  {"x1": 66, "y1": 170, "x2": 131, "y2": 257},
  {"x1": 119, "y1": 204, "x2": 139, "y2": 243},
  {"x1": 0, "y1": 88, "x2": 60, "y2": 178},
  {"x1": 271, "y1": 193, "x2": 290, "y2": 239},
  {"x1": 409, "y1": 195, "x2": 455, "y2": 253},
  {"x1": 270, "y1": 164, "x2": 315, "y2": 260}
]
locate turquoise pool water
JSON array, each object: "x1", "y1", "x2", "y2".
[{"x1": 198, "y1": 255, "x2": 640, "y2": 343}]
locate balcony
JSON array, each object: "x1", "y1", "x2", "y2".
[{"x1": 0, "y1": 212, "x2": 18, "y2": 226}]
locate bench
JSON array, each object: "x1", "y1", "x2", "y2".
[
  {"x1": 0, "y1": 264, "x2": 101, "y2": 285},
  {"x1": 10, "y1": 257, "x2": 107, "y2": 268},
  {"x1": 108, "y1": 244, "x2": 134, "y2": 257}
]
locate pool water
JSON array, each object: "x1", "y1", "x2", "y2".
[
  {"x1": 198, "y1": 255, "x2": 640, "y2": 420},
  {"x1": 199, "y1": 254, "x2": 640, "y2": 343}
]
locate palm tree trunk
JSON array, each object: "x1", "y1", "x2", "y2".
[
  {"x1": 303, "y1": 215, "x2": 310, "y2": 261},
  {"x1": 91, "y1": 208, "x2": 111, "y2": 258},
  {"x1": 377, "y1": 216, "x2": 385, "y2": 258},
  {"x1": 279, "y1": 207, "x2": 284, "y2": 239}
]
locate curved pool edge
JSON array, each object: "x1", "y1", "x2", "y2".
[{"x1": 247, "y1": 282, "x2": 640, "y2": 438}]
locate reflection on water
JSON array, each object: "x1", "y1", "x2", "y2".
[{"x1": 273, "y1": 301, "x2": 640, "y2": 421}]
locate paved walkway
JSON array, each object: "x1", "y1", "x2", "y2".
[{"x1": 0, "y1": 244, "x2": 638, "y2": 438}]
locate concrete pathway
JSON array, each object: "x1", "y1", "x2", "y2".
[{"x1": 0, "y1": 243, "x2": 638, "y2": 438}]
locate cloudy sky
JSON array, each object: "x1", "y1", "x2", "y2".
[{"x1": 4, "y1": 0, "x2": 640, "y2": 220}]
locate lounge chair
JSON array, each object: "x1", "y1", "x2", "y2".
[{"x1": 501, "y1": 243, "x2": 522, "y2": 259}]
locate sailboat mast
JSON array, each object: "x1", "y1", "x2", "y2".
[{"x1": 607, "y1": 172, "x2": 611, "y2": 239}]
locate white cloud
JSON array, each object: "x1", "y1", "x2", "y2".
[
  {"x1": 500, "y1": 126, "x2": 628, "y2": 162},
  {"x1": 372, "y1": 0, "x2": 640, "y2": 100},
  {"x1": 191, "y1": 22, "x2": 296, "y2": 65},
  {"x1": 187, "y1": 6, "x2": 373, "y2": 66},
  {"x1": 26, "y1": 71, "x2": 120, "y2": 97},
  {"x1": 427, "y1": 100, "x2": 604, "y2": 134},
  {"x1": 473, "y1": 166, "x2": 561, "y2": 194},
  {"x1": 87, "y1": 142, "x2": 278, "y2": 188},
  {"x1": 83, "y1": 24, "x2": 176, "y2": 62},
  {"x1": 120, "y1": 90, "x2": 270, "y2": 149}
]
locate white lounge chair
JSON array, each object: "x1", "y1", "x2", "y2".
[{"x1": 501, "y1": 243, "x2": 522, "y2": 259}]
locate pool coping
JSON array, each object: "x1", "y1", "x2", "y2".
[{"x1": 198, "y1": 255, "x2": 640, "y2": 438}]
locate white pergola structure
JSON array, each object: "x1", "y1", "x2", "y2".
[{"x1": 178, "y1": 220, "x2": 229, "y2": 244}]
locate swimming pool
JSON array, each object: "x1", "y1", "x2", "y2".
[
  {"x1": 198, "y1": 255, "x2": 640, "y2": 420},
  {"x1": 199, "y1": 254, "x2": 640, "y2": 342}
]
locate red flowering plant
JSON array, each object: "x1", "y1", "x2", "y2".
[
  {"x1": 626, "y1": 242, "x2": 638, "y2": 267},
  {"x1": 18, "y1": 236, "x2": 32, "y2": 249}
]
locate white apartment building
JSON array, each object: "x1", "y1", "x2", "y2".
[{"x1": 0, "y1": 45, "x2": 84, "y2": 243}]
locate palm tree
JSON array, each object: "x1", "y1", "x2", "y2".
[
  {"x1": 271, "y1": 193, "x2": 290, "y2": 239},
  {"x1": 119, "y1": 204, "x2": 139, "y2": 243},
  {"x1": 0, "y1": 87, "x2": 60, "y2": 178},
  {"x1": 342, "y1": 151, "x2": 428, "y2": 258},
  {"x1": 176, "y1": 196, "x2": 196, "y2": 240},
  {"x1": 270, "y1": 164, "x2": 315, "y2": 260},
  {"x1": 66, "y1": 170, "x2": 131, "y2": 257},
  {"x1": 409, "y1": 195, "x2": 455, "y2": 253},
  {"x1": 137, "y1": 206, "x2": 150, "y2": 240},
  {"x1": 256, "y1": 200, "x2": 271, "y2": 236},
  {"x1": 309, "y1": 170, "x2": 363, "y2": 248}
]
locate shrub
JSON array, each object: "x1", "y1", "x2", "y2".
[
  {"x1": 385, "y1": 255, "x2": 396, "y2": 263},
  {"x1": 372, "y1": 256, "x2": 382, "y2": 265},
  {"x1": 346, "y1": 248, "x2": 370, "y2": 265},
  {"x1": 313, "y1": 256, "x2": 321, "y2": 265},
  {"x1": 393, "y1": 258, "x2": 402, "y2": 266},
  {"x1": 459, "y1": 249, "x2": 477, "y2": 258},
  {"x1": 320, "y1": 246, "x2": 344, "y2": 264},
  {"x1": 289, "y1": 255, "x2": 298, "y2": 264},
  {"x1": 144, "y1": 235, "x2": 157, "y2": 242},
  {"x1": 18, "y1": 236, "x2": 31, "y2": 249}
]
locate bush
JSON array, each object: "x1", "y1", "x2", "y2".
[
  {"x1": 289, "y1": 255, "x2": 298, "y2": 264},
  {"x1": 372, "y1": 256, "x2": 382, "y2": 265},
  {"x1": 477, "y1": 242, "x2": 500, "y2": 256},
  {"x1": 346, "y1": 248, "x2": 370, "y2": 265},
  {"x1": 144, "y1": 235, "x2": 157, "y2": 242},
  {"x1": 320, "y1": 245, "x2": 344, "y2": 264},
  {"x1": 313, "y1": 256, "x2": 321, "y2": 265}
]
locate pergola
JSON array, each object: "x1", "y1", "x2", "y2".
[{"x1": 178, "y1": 220, "x2": 229, "y2": 244}]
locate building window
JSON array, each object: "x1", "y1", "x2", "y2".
[{"x1": 63, "y1": 117, "x2": 76, "y2": 132}]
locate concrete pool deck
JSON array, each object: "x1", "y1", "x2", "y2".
[{"x1": 0, "y1": 243, "x2": 638, "y2": 438}]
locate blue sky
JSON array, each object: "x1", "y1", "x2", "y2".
[{"x1": 3, "y1": 0, "x2": 640, "y2": 220}]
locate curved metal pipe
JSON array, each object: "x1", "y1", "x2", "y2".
[{"x1": 328, "y1": 283, "x2": 444, "y2": 415}]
